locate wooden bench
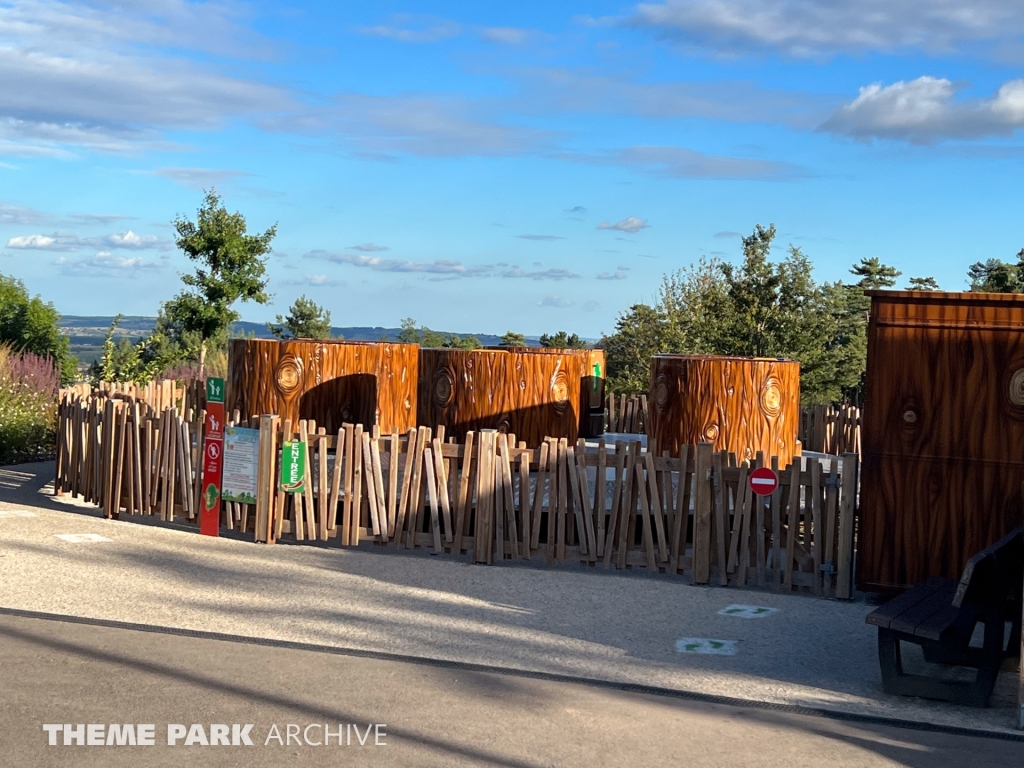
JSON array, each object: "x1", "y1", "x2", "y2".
[{"x1": 865, "y1": 526, "x2": 1023, "y2": 707}]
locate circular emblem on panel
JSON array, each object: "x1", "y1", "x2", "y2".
[
  {"x1": 433, "y1": 369, "x2": 456, "y2": 408},
  {"x1": 1009, "y1": 368, "x2": 1024, "y2": 407},
  {"x1": 275, "y1": 354, "x2": 303, "y2": 393},
  {"x1": 759, "y1": 376, "x2": 783, "y2": 418}
]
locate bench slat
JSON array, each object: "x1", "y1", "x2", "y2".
[
  {"x1": 914, "y1": 604, "x2": 968, "y2": 642},
  {"x1": 889, "y1": 585, "x2": 958, "y2": 635},
  {"x1": 865, "y1": 579, "x2": 955, "y2": 629}
]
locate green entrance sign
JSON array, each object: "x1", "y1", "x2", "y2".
[
  {"x1": 206, "y1": 377, "x2": 225, "y2": 404},
  {"x1": 279, "y1": 441, "x2": 307, "y2": 493}
]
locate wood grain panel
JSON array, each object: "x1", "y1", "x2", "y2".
[
  {"x1": 419, "y1": 348, "x2": 601, "y2": 447},
  {"x1": 647, "y1": 355, "x2": 800, "y2": 464},
  {"x1": 227, "y1": 339, "x2": 418, "y2": 434},
  {"x1": 858, "y1": 290, "x2": 1024, "y2": 591}
]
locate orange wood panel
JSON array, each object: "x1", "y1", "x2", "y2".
[
  {"x1": 647, "y1": 355, "x2": 800, "y2": 464},
  {"x1": 227, "y1": 339, "x2": 418, "y2": 435}
]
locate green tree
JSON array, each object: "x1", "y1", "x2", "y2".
[
  {"x1": 161, "y1": 191, "x2": 276, "y2": 373},
  {"x1": 602, "y1": 304, "x2": 683, "y2": 394},
  {"x1": 850, "y1": 257, "x2": 901, "y2": 290},
  {"x1": 968, "y1": 258, "x2": 1022, "y2": 292},
  {"x1": 396, "y1": 318, "x2": 479, "y2": 348},
  {"x1": 0, "y1": 272, "x2": 76, "y2": 383},
  {"x1": 906, "y1": 276, "x2": 940, "y2": 291},
  {"x1": 268, "y1": 295, "x2": 334, "y2": 340},
  {"x1": 499, "y1": 331, "x2": 527, "y2": 347},
  {"x1": 539, "y1": 331, "x2": 588, "y2": 349}
]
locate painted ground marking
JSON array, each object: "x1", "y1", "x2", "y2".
[
  {"x1": 718, "y1": 604, "x2": 780, "y2": 619},
  {"x1": 675, "y1": 638, "x2": 738, "y2": 656}
]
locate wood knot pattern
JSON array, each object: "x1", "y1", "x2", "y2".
[
  {"x1": 275, "y1": 354, "x2": 302, "y2": 393},
  {"x1": 433, "y1": 369, "x2": 455, "y2": 408},
  {"x1": 1009, "y1": 368, "x2": 1024, "y2": 406},
  {"x1": 759, "y1": 377, "x2": 783, "y2": 418}
]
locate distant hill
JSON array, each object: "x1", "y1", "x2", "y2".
[{"x1": 59, "y1": 316, "x2": 543, "y2": 364}]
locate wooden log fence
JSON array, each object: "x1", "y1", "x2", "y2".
[
  {"x1": 799, "y1": 403, "x2": 861, "y2": 457},
  {"x1": 54, "y1": 383, "x2": 859, "y2": 598},
  {"x1": 605, "y1": 393, "x2": 648, "y2": 434}
]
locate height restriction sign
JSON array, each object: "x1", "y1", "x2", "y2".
[
  {"x1": 749, "y1": 466, "x2": 779, "y2": 496},
  {"x1": 200, "y1": 377, "x2": 225, "y2": 536}
]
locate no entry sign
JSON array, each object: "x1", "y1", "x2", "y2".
[{"x1": 749, "y1": 467, "x2": 779, "y2": 496}]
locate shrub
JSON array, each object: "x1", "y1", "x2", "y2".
[{"x1": 0, "y1": 345, "x2": 59, "y2": 464}]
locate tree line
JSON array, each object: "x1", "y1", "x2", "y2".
[{"x1": 3, "y1": 193, "x2": 1020, "y2": 398}]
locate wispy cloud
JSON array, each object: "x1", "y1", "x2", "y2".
[
  {"x1": 502, "y1": 267, "x2": 581, "y2": 280},
  {"x1": 265, "y1": 93, "x2": 557, "y2": 159},
  {"x1": 358, "y1": 14, "x2": 461, "y2": 43},
  {"x1": 281, "y1": 274, "x2": 344, "y2": 287},
  {"x1": 715, "y1": 231, "x2": 742, "y2": 239},
  {"x1": 820, "y1": 76, "x2": 1024, "y2": 143},
  {"x1": 627, "y1": 0, "x2": 1024, "y2": 58},
  {"x1": 308, "y1": 249, "x2": 491, "y2": 277},
  {"x1": 348, "y1": 243, "x2": 390, "y2": 252},
  {"x1": 597, "y1": 216, "x2": 649, "y2": 234},
  {"x1": 562, "y1": 146, "x2": 807, "y2": 181},
  {"x1": 482, "y1": 27, "x2": 532, "y2": 45},
  {"x1": 154, "y1": 167, "x2": 254, "y2": 189},
  {"x1": 540, "y1": 295, "x2": 574, "y2": 308},
  {"x1": 54, "y1": 251, "x2": 163, "y2": 277},
  {"x1": 6, "y1": 229, "x2": 167, "y2": 251},
  {"x1": 0, "y1": 201, "x2": 49, "y2": 225},
  {"x1": 597, "y1": 269, "x2": 629, "y2": 280},
  {"x1": 565, "y1": 205, "x2": 587, "y2": 214},
  {"x1": 516, "y1": 234, "x2": 565, "y2": 241},
  {"x1": 0, "y1": 0, "x2": 292, "y2": 156},
  {"x1": 583, "y1": 300, "x2": 601, "y2": 312}
]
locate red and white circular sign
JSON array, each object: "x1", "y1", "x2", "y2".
[{"x1": 749, "y1": 467, "x2": 778, "y2": 496}]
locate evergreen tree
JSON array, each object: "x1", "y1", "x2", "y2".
[
  {"x1": 499, "y1": 331, "x2": 527, "y2": 347},
  {"x1": 268, "y1": 295, "x2": 333, "y2": 340}
]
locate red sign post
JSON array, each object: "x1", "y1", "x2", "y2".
[
  {"x1": 200, "y1": 377, "x2": 225, "y2": 536},
  {"x1": 749, "y1": 466, "x2": 779, "y2": 497}
]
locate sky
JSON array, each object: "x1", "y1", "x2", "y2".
[{"x1": 2, "y1": 1, "x2": 1024, "y2": 337}]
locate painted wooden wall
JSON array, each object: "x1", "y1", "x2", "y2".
[
  {"x1": 227, "y1": 339, "x2": 419, "y2": 435},
  {"x1": 418, "y1": 348, "x2": 604, "y2": 447},
  {"x1": 858, "y1": 290, "x2": 1024, "y2": 591},
  {"x1": 647, "y1": 355, "x2": 800, "y2": 464}
]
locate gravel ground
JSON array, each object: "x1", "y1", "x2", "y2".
[{"x1": 0, "y1": 462, "x2": 1019, "y2": 735}]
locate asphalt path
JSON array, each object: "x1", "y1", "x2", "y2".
[{"x1": 1, "y1": 613, "x2": 1019, "y2": 768}]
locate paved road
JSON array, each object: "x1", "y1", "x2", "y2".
[{"x1": 1, "y1": 613, "x2": 1019, "y2": 768}]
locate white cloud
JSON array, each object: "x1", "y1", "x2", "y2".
[
  {"x1": 540, "y1": 296, "x2": 574, "y2": 308},
  {"x1": 597, "y1": 269, "x2": 629, "y2": 280},
  {"x1": 348, "y1": 243, "x2": 390, "y2": 252},
  {"x1": 6, "y1": 229, "x2": 166, "y2": 251},
  {"x1": 154, "y1": 167, "x2": 254, "y2": 189},
  {"x1": 628, "y1": 0, "x2": 1024, "y2": 58},
  {"x1": 821, "y1": 76, "x2": 1024, "y2": 142},
  {"x1": 583, "y1": 300, "x2": 600, "y2": 312},
  {"x1": 55, "y1": 251, "x2": 163, "y2": 277},
  {"x1": 597, "y1": 216, "x2": 649, "y2": 234},
  {"x1": 358, "y1": 15, "x2": 461, "y2": 43},
  {"x1": 482, "y1": 27, "x2": 531, "y2": 45},
  {"x1": 562, "y1": 146, "x2": 806, "y2": 180},
  {"x1": 282, "y1": 274, "x2": 344, "y2": 288}
]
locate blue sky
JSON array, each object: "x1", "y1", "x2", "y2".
[{"x1": 2, "y1": 1, "x2": 1024, "y2": 337}]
